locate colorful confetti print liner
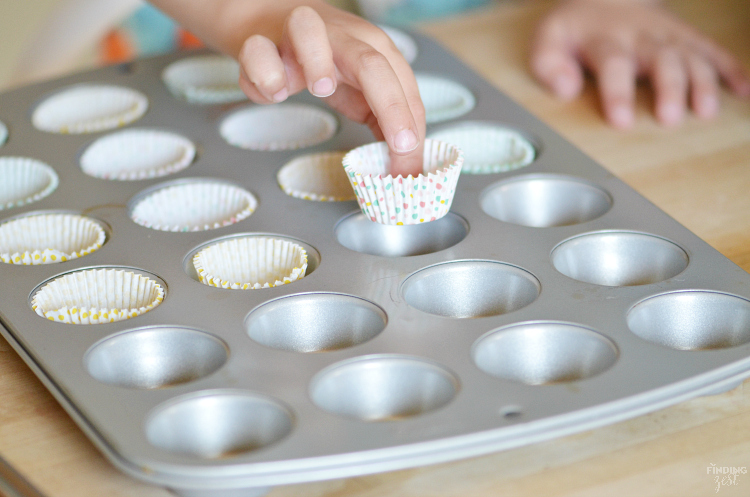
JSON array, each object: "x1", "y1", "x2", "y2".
[
  {"x1": 0, "y1": 213, "x2": 106, "y2": 265},
  {"x1": 343, "y1": 139, "x2": 463, "y2": 225},
  {"x1": 31, "y1": 268, "x2": 164, "y2": 324},
  {"x1": 0, "y1": 157, "x2": 59, "y2": 210},
  {"x1": 193, "y1": 236, "x2": 308, "y2": 290},
  {"x1": 277, "y1": 151, "x2": 355, "y2": 202},
  {"x1": 162, "y1": 55, "x2": 246, "y2": 104}
]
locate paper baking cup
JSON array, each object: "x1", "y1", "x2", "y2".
[
  {"x1": 342, "y1": 139, "x2": 463, "y2": 225},
  {"x1": 417, "y1": 74, "x2": 475, "y2": 123},
  {"x1": 0, "y1": 213, "x2": 105, "y2": 265},
  {"x1": 80, "y1": 129, "x2": 196, "y2": 180},
  {"x1": 130, "y1": 181, "x2": 257, "y2": 232},
  {"x1": 277, "y1": 151, "x2": 355, "y2": 202},
  {"x1": 428, "y1": 123, "x2": 535, "y2": 174},
  {"x1": 0, "y1": 157, "x2": 59, "y2": 210},
  {"x1": 32, "y1": 84, "x2": 148, "y2": 134},
  {"x1": 31, "y1": 268, "x2": 164, "y2": 324},
  {"x1": 162, "y1": 55, "x2": 246, "y2": 104},
  {"x1": 220, "y1": 103, "x2": 337, "y2": 151},
  {"x1": 379, "y1": 25, "x2": 418, "y2": 64},
  {"x1": 193, "y1": 237, "x2": 307, "y2": 289},
  {"x1": 0, "y1": 120, "x2": 7, "y2": 147}
]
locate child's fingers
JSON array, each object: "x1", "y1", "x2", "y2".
[
  {"x1": 238, "y1": 34, "x2": 289, "y2": 103},
  {"x1": 582, "y1": 40, "x2": 637, "y2": 129},
  {"x1": 651, "y1": 47, "x2": 688, "y2": 126},
  {"x1": 283, "y1": 6, "x2": 337, "y2": 97},
  {"x1": 695, "y1": 39, "x2": 750, "y2": 97},
  {"x1": 530, "y1": 20, "x2": 584, "y2": 100},
  {"x1": 686, "y1": 53, "x2": 719, "y2": 119}
]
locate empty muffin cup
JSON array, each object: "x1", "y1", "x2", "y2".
[
  {"x1": 416, "y1": 74, "x2": 475, "y2": 123},
  {"x1": 428, "y1": 122, "x2": 535, "y2": 174},
  {"x1": 193, "y1": 236, "x2": 308, "y2": 289},
  {"x1": 0, "y1": 157, "x2": 59, "y2": 210},
  {"x1": 162, "y1": 55, "x2": 246, "y2": 104},
  {"x1": 32, "y1": 84, "x2": 148, "y2": 134},
  {"x1": 31, "y1": 267, "x2": 165, "y2": 324},
  {"x1": 0, "y1": 120, "x2": 7, "y2": 147},
  {"x1": 130, "y1": 180, "x2": 257, "y2": 232},
  {"x1": 277, "y1": 151, "x2": 355, "y2": 201},
  {"x1": 379, "y1": 25, "x2": 418, "y2": 64},
  {"x1": 220, "y1": 103, "x2": 338, "y2": 151},
  {"x1": 80, "y1": 129, "x2": 196, "y2": 180},
  {"x1": 342, "y1": 139, "x2": 463, "y2": 225},
  {"x1": 0, "y1": 213, "x2": 106, "y2": 265}
]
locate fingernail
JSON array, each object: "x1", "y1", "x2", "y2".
[
  {"x1": 610, "y1": 104, "x2": 634, "y2": 129},
  {"x1": 659, "y1": 101, "x2": 683, "y2": 126},
  {"x1": 312, "y1": 77, "x2": 335, "y2": 97},
  {"x1": 394, "y1": 129, "x2": 418, "y2": 153},
  {"x1": 272, "y1": 88, "x2": 288, "y2": 103},
  {"x1": 554, "y1": 74, "x2": 577, "y2": 100},
  {"x1": 698, "y1": 95, "x2": 718, "y2": 118}
]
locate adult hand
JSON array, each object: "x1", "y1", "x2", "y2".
[{"x1": 530, "y1": 0, "x2": 750, "y2": 128}]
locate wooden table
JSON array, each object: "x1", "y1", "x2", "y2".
[{"x1": 2, "y1": 0, "x2": 750, "y2": 495}]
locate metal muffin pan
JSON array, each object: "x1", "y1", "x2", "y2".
[{"x1": 1, "y1": 32, "x2": 750, "y2": 497}]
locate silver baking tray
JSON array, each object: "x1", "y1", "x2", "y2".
[{"x1": 1, "y1": 31, "x2": 750, "y2": 497}]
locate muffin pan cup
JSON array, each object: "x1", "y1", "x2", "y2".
[{"x1": 1, "y1": 36, "x2": 750, "y2": 497}]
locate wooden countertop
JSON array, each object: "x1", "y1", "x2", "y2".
[{"x1": 2, "y1": 1, "x2": 750, "y2": 496}]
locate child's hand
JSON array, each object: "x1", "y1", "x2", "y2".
[{"x1": 530, "y1": 0, "x2": 750, "y2": 128}]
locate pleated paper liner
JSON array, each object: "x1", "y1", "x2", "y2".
[
  {"x1": 32, "y1": 84, "x2": 148, "y2": 134},
  {"x1": 0, "y1": 120, "x2": 7, "y2": 147},
  {"x1": 428, "y1": 122, "x2": 535, "y2": 174},
  {"x1": 342, "y1": 139, "x2": 463, "y2": 225},
  {"x1": 80, "y1": 129, "x2": 196, "y2": 180},
  {"x1": 0, "y1": 213, "x2": 106, "y2": 265},
  {"x1": 220, "y1": 103, "x2": 338, "y2": 151},
  {"x1": 0, "y1": 157, "x2": 59, "y2": 210},
  {"x1": 379, "y1": 25, "x2": 418, "y2": 64},
  {"x1": 162, "y1": 55, "x2": 247, "y2": 104},
  {"x1": 416, "y1": 74, "x2": 475, "y2": 123},
  {"x1": 31, "y1": 268, "x2": 164, "y2": 324},
  {"x1": 193, "y1": 236, "x2": 308, "y2": 290},
  {"x1": 130, "y1": 180, "x2": 257, "y2": 232},
  {"x1": 277, "y1": 151, "x2": 355, "y2": 202}
]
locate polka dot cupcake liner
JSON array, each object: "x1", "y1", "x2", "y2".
[
  {"x1": 194, "y1": 236, "x2": 308, "y2": 290},
  {"x1": 428, "y1": 122, "x2": 535, "y2": 174},
  {"x1": 277, "y1": 151, "x2": 355, "y2": 202},
  {"x1": 0, "y1": 120, "x2": 7, "y2": 147},
  {"x1": 417, "y1": 74, "x2": 475, "y2": 123},
  {"x1": 130, "y1": 180, "x2": 257, "y2": 232},
  {"x1": 343, "y1": 139, "x2": 463, "y2": 225},
  {"x1": 0, "y1": 213, "x2": 105, "y2": 265},
  {"x1": 220, "y1": 103, "x2": 337, "y2": 151},
  {"x1": 32, "y1": 84, "x2": 148, "y2": 134},
  {"x1": 32, "y1": 268, "x2": 164, "y2": 324},
  {"x1": 80, "y1": 129, "x2": 196, "y2": 180},
  {"x1": 162, "y1": 55, "x2": 247, "y2": 104},
  {"x1": 0, "y1": 157, "x2": 59, "y2": 210}
]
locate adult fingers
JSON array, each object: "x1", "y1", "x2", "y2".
[
  {"x1": 282, "y1": 6, "x2": 337, "y2": 97},
  {"x1": 686, "y1": 53, "x2": 719, "y2": 119},
  {"x1": 530, "y1": 18, "x2": 584, "y2": 100},
  {"x1": 237, "y1": 34, "x2": 289, "y2": 103},
  {"x1": 582, "y1": 39, "x2": 637, "y2": 129},
  {"x1": 651, "y1": 47, "x2": 688, "y2": 126}
]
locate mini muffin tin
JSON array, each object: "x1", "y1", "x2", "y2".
[{"x1": 1, "y1": 31, "x2": 750, "y2": 497}]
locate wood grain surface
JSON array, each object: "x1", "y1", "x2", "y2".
[{"x1": 1, "y1": 1, "x2": 750, "y2": 496}]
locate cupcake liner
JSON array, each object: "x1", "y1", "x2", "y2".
[
  {"x1": 32, "y1": 84, "x2": 148, "y2": 134},
  {"x1": 277, "y1": 151, "x2": 355, "y2": 202},
  {"x1": 343, "y1": 139, "x2": 463, "y2": 225},
  {"x1": 416, "y1": 74, "x2": 475, "y2": 123},
  {"x1": 0, "y1": 157, "x2": 59, "y2": 210},
  {"x1": 0, "y1": 213, "x2": 105, "y2": 265},
  {"x1": 220, "y1": 103, "x2": 337, "y2": 151},
  {"x1": 80, "y1": 129, "x2": 196, "y2": 180},
  {"x1": 31, "y1": 268, "x2": 164, "y2": 324},
  {"x1": 0, "y1": 120, "x2": 7, "y2": 147},
  {"x1": 194, "y1": 236, "x2": 308, "y2": 289},
  {"x1": 130, "y1": 181, "x2": 257, "y2": 232},
  {"x1": 427, "y1": 123, "x2": 535, "y2": 174},
  {"x1": 162, "y1": 55, "x2": 247, "y2": 104},
  {"x1": 379, "y1": 25, "x2": 418, "y2": 64}
]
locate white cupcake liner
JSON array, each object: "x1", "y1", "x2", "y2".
[
  {"x1": 428, "y1": 123, "x2": 535, "y2": 174},
  {"x1": 32, "y1": 84, "x2": 148, "y2": 134},
  {"x1": 0, "y1": 120, "x2": 7, "y2": 147},
  {"x1": 379, "y1": 25, "x2": 418, "y2": 64},
  {"x1": 194, "y1": 236, "x2": 308, "y2": 289},
  {"x1": 32, "y1": 268, "x2": 164, "y2": 324},
  {"x1": 0, "y1": 213, "x2": 105, "y2": 265},
  {"x1": 0, "y1": 157, "x2": 59, "y2": 210},
  {"x1": 130, "y1": 181, "x2": 257, "y2": 232},
  {"x1": 416, "y1": 74, "x2": 475, "y2": 123},
  {"x1": 343, "y1": 139, "x2": 463, "y2": 225},
  {"x1": 220, "y1": 103, "x2": 337, "y2": 151},
  {"x1": 162, "y1": 55, "x2": 247, "y2": 104},
  {"x1": 80, "y1": 129, "x2": 196, "y2": 180},
  {"x1": 277, "y1": 151, "x2": 355, "y2": 202}
]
